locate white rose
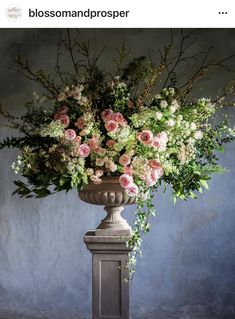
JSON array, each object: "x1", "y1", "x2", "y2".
[{"x1": 190, "y1": 122, "x2": 197, "y2": 131}]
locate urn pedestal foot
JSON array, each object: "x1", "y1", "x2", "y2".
[
  {"x1": 95, "y1": 206, "x2": 132, "y2": 236},
  {"x1": 84, "y1": 231, "x2": 132, "y2": 319}
]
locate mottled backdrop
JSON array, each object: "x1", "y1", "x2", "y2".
[{"x1": 0, "y1": 29, "x2": 235, "y2": 319}]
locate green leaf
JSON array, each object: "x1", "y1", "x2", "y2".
[
  {"x1": 200, "y1": 179, "x2": 209, "y2": 190},
  {"x1": 190, "y1": 191, "x2": 197, "y2": 199}
]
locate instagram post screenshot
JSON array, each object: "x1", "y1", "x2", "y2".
[{"x1": 0, "y1": 1, "x2": 235, "y2": 318}]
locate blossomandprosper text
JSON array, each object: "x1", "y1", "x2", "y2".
[{"x1": 29, "y1": 9, "x2": 130, "y2": 19}]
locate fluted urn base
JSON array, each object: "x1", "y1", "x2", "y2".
[
  {"x1": 78, "y1": 177, "x2": 136, "y2": 236},
  {"x1": 95, "y1": 206, "x2": 132, "y2": 236}
]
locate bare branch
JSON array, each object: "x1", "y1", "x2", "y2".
[{"x1": 67, "y1": 29, "x2": 79, "y2": 74}]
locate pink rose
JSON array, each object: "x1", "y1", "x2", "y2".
[
  {"x1": 64, "y1": 129, "x2": 76, "y2": 140},
  {"x1": 139, "y1": 130, "x2": 153, "y2": 145},
  {"x1": 119, "y1": 174, "x2": 133, "y2": 189},
  {"x1": 105, "y1": 120, "x2": 118, "y2": 132},
  {"x1": 136, "y1": 132, "x2": 142, "y2": 141},
  {"x1": 96, "y1": 148, "x2": 106, "y2": 156},
  {"x1": 120, "y1": 119, "x2": 128, "y2": 127},
  {"x1": 55, "y1": 114, "x2": 70, "y2": 127},
  {"x1": 119, "y1": 154, "x2": 131, "y2": 166},
  {"x1": 149, "y1": 160, "x2": 161, "y2": 170},
  {"x1": 152, "y1": 167, "x2": 164, "y2": 179},
  {"x1": 146, "y1": 176, "x2": 157, "y2": 187},
  {"x1": 127, "y1": 183, "x2": 139, "y2": 197},
  {"x1": 74, "y1": 136, "x2": 82, "y2": 144},
  {"x1": 106, "y1": 140, "x2": 116, "y2": 148},
  {"x1": 79, "y1": 129, "x2": 89, "y2": 136},
  {"x1": 112, "y1": 112, "x2": 124, "y2": 123},
  {"x1": 159, "y1": 131, "x2": 168, "y2": 143},
  {"x1": 78, "y1": 144, "x2": 90, "y2": 158},
  {"x1": 124, "y1": 166, "x2": 134, "y2": 176},
  {"x1": 90, "y1": 175, "x2": 102, "y2": 185},
  {"x1": 88, "y1": 137, "x2": 99, "y2": 151},
  {"x1": 101, "y1": 109, "x2": 113, "y2": 122},
  {"x1": 152, "y1": 132, "x2": 168, "y2": 151},
  {"x1": 75, "y1": 117, "x2": 85, "y2": 129},
  {"x1": 95, "y1": 169, "x2": 104, "y2": 177},
  {"x1": 57, "y1": 106, "x2": 69, "y2": 114}
]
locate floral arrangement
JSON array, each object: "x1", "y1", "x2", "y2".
[{"x1": 1, "y1": 30, "x2": 235, "y2": 276}]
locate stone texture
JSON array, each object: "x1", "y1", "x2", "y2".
[
  {"x1": 0, "y1": 29, "x2": 235, "y2": 318},
  {"x1": 84, "y1": 231, "x2": 131, "y2": 319}
]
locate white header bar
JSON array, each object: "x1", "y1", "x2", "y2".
[{"x1": 0, "y1": 0, "x2": 234, "y2": 28}]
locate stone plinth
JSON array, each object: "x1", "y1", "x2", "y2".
[{"x1": 84, "y1": 231, "x2": 132, "y2": 319}]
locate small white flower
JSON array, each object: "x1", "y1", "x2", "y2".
[
  {"x1": 194, "y1": 130, "x2": 203, "y2": 140},
  {"x1": 177, "y1": 115, "x2": 183, "y2": 121},
  {"x1": 154, "y1": 94, "x2": 162, "y2": 99},
  {"x1": 160, "y1": 100, "x2": 168, "y2": 108},
  {"x1": 156, "y1": 111, "x2": 163, "y2": 120},
  {"x1": 167, "y1": 119, "x2": 175, "y2": 127},
  {"x1": 169, "y1": 105, "x2": 177, "y2": 114},
  {"x1": 190, "y1": 122, "x2": 197, "y2": 131}
]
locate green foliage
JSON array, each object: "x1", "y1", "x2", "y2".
[{"x1": 0, "y1": 137, "x2": 25, "y2": 149}]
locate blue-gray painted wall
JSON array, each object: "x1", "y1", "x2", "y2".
[{"x1": 0, "y1": 29, "x2": 235, "y2": 319}]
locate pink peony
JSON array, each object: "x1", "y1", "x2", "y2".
[
  {"x1": 75, "y1": 117, "x2": 85, "y2": 129},
  {"x1": 119, "y1": 174, "x2": 133, "y2": 189},
  {"x1": 119, "y1": 154, "x2": 131, "y2": 166},
  {"x1": 124, "y1": 165, "x2": 134, "y2": 176},
  {"x1": 139, "y1": 130, "x2": 153, "y2": 145},
  {"x1": 64, "y1": 129, "x2": 76, "y2": 140},
  {"x1": 78, "y1": 144, "x2": 90, "y2": 158},
  {"x1": 105, "y1": 120, "x2": 118, "y2": 132},
  {"x1": 55, "y1": 114, "x2": 70, "y2": 127},
  {"x1": 127, "y1": 183, "x2": 139, "y2": 197},
  {"x1": 101, "y1": 109, "x2": 113, "y2": 122},
  {"x1": 88, "y1": 137, "x2": 99, "y2": 151},
  {"x1": 106, "y1": 140, "x2": 116, "y2": 148}
]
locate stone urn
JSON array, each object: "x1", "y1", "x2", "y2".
[{"x1": 78, "y1": 176, "x2": 136, "y2": 236}]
